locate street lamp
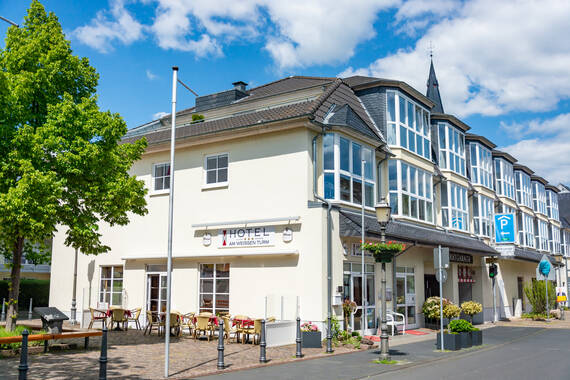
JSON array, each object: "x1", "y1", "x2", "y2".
[{"x1": 375, "y1": 198, "x2": 391, "y2": 361}]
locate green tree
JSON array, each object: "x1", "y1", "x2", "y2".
[{"x1": 0, "y1": 1, "x2": 147, "y2": 330}]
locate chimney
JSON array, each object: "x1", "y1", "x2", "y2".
[{"x1": 232, "y1": 81, "x2": 248, "y2": 93}]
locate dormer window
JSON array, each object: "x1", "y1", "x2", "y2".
[
  {"x1": 438, "y1": 123, "x2": 466, "y2": 176},
  {"x1": 546, "y1": 190, "x2": 559, "y2": 220},
  {"x1": 494, "y1": 158, "x2": 515, "y2": 200},
  {"x1": 532, "y1": 181, "x2": 547, "y2": 215},
  {"x1": 469, "y1": 142, "x2": 493, "y2": 189}
]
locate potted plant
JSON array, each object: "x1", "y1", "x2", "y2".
[
  {"x1": 470, "y1": 326, "x2": 483, "y2": 346},
  {"x1": 301, "y1": 322, "x2": 321, "y2": 348},
  {"x1": 422, "y1": 296, "x2": 451, "y2": 329},
  {"x1": 361, "y1": 241, "x2": 405, "y2": 263},
  {"x1": 461, "y1": 301, "x2": 483, "y2": 324},
  {"x1": 342, "y1": 299, "x2": 357, "y2": 331},
  {"x1": 448, "y1": 319, "x2": 473, "y2": 349}
]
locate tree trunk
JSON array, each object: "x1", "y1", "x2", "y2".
[{"x1": 5, "y1": 237, "x2": 24, "y2": 331}]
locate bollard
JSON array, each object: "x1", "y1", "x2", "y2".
[
  {"x1": 28, "y1": 298, "x2": 33, "y2": 320},
  {"x1": 217, "y1": 319, "x2": 225, "y2": 370},
  {"x1": 1, "y1": 298, "x2": 5, "y2": 322},
  {"x1": 259, "y1": 319, "x2": 267, "y2": 363},
  {"x1": 18, "y1": 329, "x2": 29, "y2": 380},
  {"x1": 99, "y1": 325, "x2": 108, "y2": 380},
  {"x1": 326, "y1": 316, "x2": 333, "y2": 353},
  {"x1": 295, "y1": 317, "x2": 303, "y2": 358}
]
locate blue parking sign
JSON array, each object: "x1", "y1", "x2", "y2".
[{"x1": 495, "y1": 214, "x2": 515, "y2": 243}]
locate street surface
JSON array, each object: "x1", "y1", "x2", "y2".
[{"x1": 201, "y1": 326, "x2": 570, "y2": 380}]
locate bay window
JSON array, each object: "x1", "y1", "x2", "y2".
[
  {"x1": 388, "y1": 160, "x2": 433, "y2": 223},
  {"x1": 535, "y1": 219, "x2": 549, "y2": 251},
  {"x1": 438, "y1": 123, "x2": 466, "y2": 176},
  {"x1": 473, "y1": 194, "x2": 493, "y2": 237},
  {"x1": 441, "y1": 182, "x2": 469, "y2": 231},
  {"x1": 515, "y1": 171, "x2": 532, "y2": 208},
  {"x1": 517, "y1": 212, "x2": 535, "y2": 248},
  {"x1": 532, "y1": 182, "x2": 547, "y2": 215},
  {"x1": 550, "y1": 225, "x2": 561, "y2": 254},
  {"x1": 469, "y1": 143, "x2": 493, "y2": 189},
  {"x1": 386, "y1": 91, "x2": 431, "y2": 160},
  {"x1": 562, "y1": 230, "x2": 570, "y2": 257},
  {"x1": 546, "y1": 190, "x2": 559, "y2": 220},
  {"x1": 323, "y1": 133, "x2": 375, "y2": 207},
  {"x1": 495, "y1": 158, "x2": 515, "y2": 200}
]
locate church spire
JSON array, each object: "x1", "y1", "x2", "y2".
[{"x1": 426, "y1": 58, "x2": 444, "y2": 114}]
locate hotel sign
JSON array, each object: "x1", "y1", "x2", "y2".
[{"x1": 218, "y1": 227, "x2": 275, "y2": 248}]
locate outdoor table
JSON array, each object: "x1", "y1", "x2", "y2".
[
  {"x1": 106, "y1": 309, "x2": 132, "y2": 331},
  {"x1": 193, "y1": 315, "x2": 219, "y2": 327},
  {"x1": 232, "y1": 318, "x2": 254, "y2": 328}
]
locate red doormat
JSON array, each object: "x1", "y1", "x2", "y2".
[
  {"x1": 364, "y1": 335, "x2": 381, "y2": 342},
  {"x1": 405, "y1": 330, "x2": 429, "y2": 336}
]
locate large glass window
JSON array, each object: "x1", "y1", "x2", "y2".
[
  {"x1": 388, "y1": 160, "x2": 433, "y2": 223},
  {"x1": 323, "y1": 134, "x2": 375, "y2": 207},
  {"x1": 152, "y1": 163, "x2": 170, "y2": 192},
  {"x1": 469, "y1": 143, "x2": 493, "y2": 189},
  {"x1": 441, "y1": 182, "x2": 469, "y2": 231},
  {"x1": 100, "y1": 266, "x2": 123, "y2": 307},
  {"x1": 438, "y1": 123, "x2": 466, "y2": 176},
  {"x1": 532, "y1": 182, "x2": 547, "y2": 215},
  {"x1": 495, "y1": 158, "x2": 515, "y2": 200},
  {"x1": 546, "y1": 190, "x2": 559, "y2": 220},
  {"x1": 550, "y1": 225, "x2": 561, "y2": 254},
  {"x1": 386, "y1": 91, "x2": 431, "y2": 160},
  {"x1": 199, "y1": 264, "x2": 230, "y2": 314},
  {"x1": 473, "y1": 194, "x2": 493, "y2": 237},
  {"x1": 517, "y1": 212, "x2": 535, "y2": 248},
  {"x1": 562, "y1": 230, "x2": 570, "y2": 257},
  {"x1": 535, "y1": 219, "x2": 549, "y2": 251},
  {"x1": 515, "y1": 171, "x2": 532, "y2": 208}
]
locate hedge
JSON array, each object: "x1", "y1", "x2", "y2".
[{"x1": 0, "y1": 279, "x2": 50, "y2": 309}]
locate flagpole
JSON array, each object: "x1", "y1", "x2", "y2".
[
  {"x1": 165, "y1": 66, "x2": 178, "y2": 378},
  {"x1": 361, "y1": 159, "x2": 366, "y2": 335}
]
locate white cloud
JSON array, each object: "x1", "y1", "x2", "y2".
[
  {"x1": 153, "y1": 111, "x2": 168, "y2": 120},
  {"x1": 501, "y1": 113, "x2": 570, "y2": 184},
  {"x1": 73, "y1": 1, "x2": 144, "y2": 53},
  {"x1": 343, "y1": 0, "x2": 570, "y2": 118},
  {"x1": 146, "y1": 69, "x2": 158, "y2": 80}
]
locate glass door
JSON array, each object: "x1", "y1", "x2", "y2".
[
  {"x1": 396, "y1": 267, "x2": 417, "y2": 329},
  {"x1": 146, "y1": 273, "x2": 167, "y2": 314},
  {"x1": 343, "y1": 262, "x2": 376, "y2": 335}
]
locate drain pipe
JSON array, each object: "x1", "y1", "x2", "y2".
[{"x1": 312, "y1": 134, "x2": 334, "y2": 353}]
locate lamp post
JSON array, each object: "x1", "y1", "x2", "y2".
[{"x1": 374, "y1": 198, "x2": 391, "y2": 361}]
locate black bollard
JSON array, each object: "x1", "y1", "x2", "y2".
[
  {"x1": 259, "y1": 319, "x2": 267, "y2": 363},
  {"x1": 18, "y1": 329, "x2": 29, "y2": 380},
  {"x1": 217, "y1": 319, "x2": 225, "y2": 370},
  {"x1": 295, "y1": 317, "x2": 303, "y2": 358},
  {"x1": 326, "y1": 316, "x2": 333, "y2": 353},
  {"x1": 99, "y1": 325, "x2": 108, "y2": 380}
]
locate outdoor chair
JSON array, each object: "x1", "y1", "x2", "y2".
[
  {"x1": 194, "y1": 315, "x2": 213, "y2": 341},
  {"x1": 386, "y1": 310, "x2": 406, "y2": 336},
  {"x1": 109, "y1": 308, "x2": 128, "y2": 330},
  {"x1": 88, "y1": 307, "x2": 107, "y2": 329},
  {"x1": 198, "y1": 311, "x2": 213, "y2": 317},
  {"x1": 241, "y1": 319, "x2": 262, "y2": 344},
  {"x1": 169, "y1": 312, "x2": 182, "y2": 337},
  {"x1": 184, "y1": 312, "x2": 195, "y2": 335},
  {"x1": 144, "y1": 311, "x2": 164, "y2": 336},
  {"x1": 232, "y1": 314, "x2": 249, "y2": 343},
  {"x1": 127, "y1": 308, "x2": 142, "y2": 330},
  {"x1": 222, "y1": 315, "x2": 237, "y2": 343},
  {"x1": 267, "y1": 316, "x2": 276, "y2": 322}
]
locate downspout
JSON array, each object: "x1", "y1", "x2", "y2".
[{"x1": 312, "y1": 133, "x2": 334, "y2": 353}]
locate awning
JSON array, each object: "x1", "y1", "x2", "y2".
[{"x1": 339, "y1": 209, "x2": 497, "y2": 256}]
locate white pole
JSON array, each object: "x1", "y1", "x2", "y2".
[
  {"x1": 493, "y1": 277, "x2": 497, "y2": 323},
  {"x1": 361, "y1": 159, "x2": 366, "y2": 335},
  {"x1": 438, "y1": 245, "x2": 444, "y2": 351},
  {"x1": 164, "y1": 66, "x2": 178, "y2": 378}
]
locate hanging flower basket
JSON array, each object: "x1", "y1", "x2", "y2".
[{"x1": 361, "y1": 241, "x2": 405, "y2": 263}]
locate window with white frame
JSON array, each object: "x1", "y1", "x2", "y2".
[
  {"x1": 152, "y1": 163, "x2": 170, "y2": 192},
  {"x1": 441, "y1": 182, "x2": 469, "y2": 231},
  {"x1": 515, "y1": 171, "x2": 532, "y2": 208},
  {"x1": 494, "y1": 158, "x2": 515, "y2": 200},
  {"x1": 469, "y1": 143, "x2": 493, "y2": 189},
  {"x1": 205, "y1": 153, "x2": 228, "y2": 185},
  {"x1": 438, "y1": 123, "x2": 466, "y2": 176},
  {"x1": 500, "y1": 204, "x2": 516, "y2": 214},
  {"x1": 323, "y1": 134, "x2": 375, "y2": 207},
  {"x1": 546, "y1": 190, "x2": 559, "y2": 220},
  {"x1": 100, "y1": 266, "x2": 123, "y2": 306},
  {"x1": 199, "y1": 264, "x2": 230, "y2": 314},
  {"x1": 518, "y1": 212, "x2": 535, "y2": 248},
  {"x1": 532, "y1": 181, "x2": 547, "y2": 215},
  {"x1": 388, "y1": 160, "x2": 433, "y2": 223},
  {"x1": 535, "y1": 219, "x2": 549, "y2": 251},
  {"x1": 562, "y1": 230, "x2": 570, "y2": 257},
  {"x1": 550, "y1": 225, "x2": 561, "y2": 254},
  {"x1": 386, "y1": 91, "x2": 431, "y2": 160},
  {"x1": 473, "y1": 194, "x2": 493, "y2": 237}
]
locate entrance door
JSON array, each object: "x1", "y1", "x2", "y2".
[
  {"x1": 396, "y1": 267, "x2": 417, "y2": 329},
  {"x1": 146, "y1": 273, "x2": 167, "y2": 314},
  {"x1": 343, "y1": 263, "x2": 376, "y2": 335}
]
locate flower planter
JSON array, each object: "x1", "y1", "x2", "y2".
[
  {"x1": 470, "y1": 330, "x2": 483, "y2": 346},
  {"x1": 458, "y1": 332, "x2": 472, "y2": 348},
  {"x1": 436, "y1": 332, "x2": 459, "y2": 351},
  {"x1": 302, "y1": 331, "x2": 322, "y2": 348}
]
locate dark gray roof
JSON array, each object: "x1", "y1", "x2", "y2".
[
  {"x1": 339, "y1": 209, "x2": 497, "y2": 256},
  {"x1": 325, "y1": 104, "x2": 378, "y2": 140},
  {"x1": 512, "y1": 247, "x2": 553, "y2": 263},
  {"x1": 559, "y1": 192, "x2": 570, "y2": 229},
  {"x1": 426, "y1": 60, "x2": 444, "y2": 113},
  {"x1": 245, "y1": 76, "x2": 335, "y2": 102}
]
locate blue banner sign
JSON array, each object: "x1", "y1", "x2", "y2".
[{"x1": 495, "y1": 213, "x2": 515, "y2": 243}]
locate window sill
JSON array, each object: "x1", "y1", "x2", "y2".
[
  {"x1": 392, "y1": 215, "x2": 435, "y2": 227},
  {"x1": 330, "y1": 199, "x2": 376, "y2": 211},
  {"x1": 150, "y1": 190, "x2": 170, "y2": 197},
  {"x1": 202, "y1": 182, "x2": 229, "y2": 191}
]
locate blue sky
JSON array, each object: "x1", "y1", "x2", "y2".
[{"x1": 1, "y1": 0, "x2": 569, "y2": 184}]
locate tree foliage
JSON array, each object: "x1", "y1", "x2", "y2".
[
  {"x1": 0, "y1": 0, "x2": 148, "y2": 329},
  {"x1": 524, "y1": 280, "x2": 556, "y2": 315}
]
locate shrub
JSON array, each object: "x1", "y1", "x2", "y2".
[
  {"x1": 422, "y1": 297, "x2": 451, "y2": 320},
  {"x1": 443, "y1": 304, "x2": 461, "y2": 319},
  {"x1": 461, "y1": 301, "x2": 483, "y2": 322},
  {"x1": 0, "y1": 326, "x2": 46, "y2": 349},
  {"x1": 448, "y1": 319, "x2": 474, "y2": 333},
  {"x1": 524, "y1": 281, "x2": 555, "y2": 314},
  {"x1": 0, "y1": 280, "x2": 50, "y2": 310}
]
